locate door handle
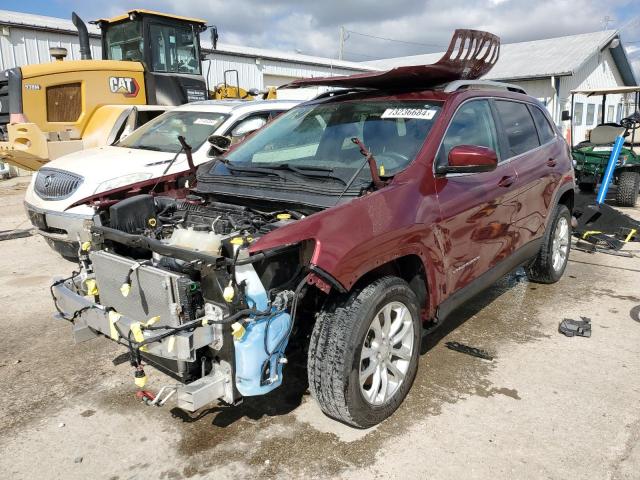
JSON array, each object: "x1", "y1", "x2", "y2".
[
  {"x1": 498, "y1": 176, "x2": 515, "y2": 188},
  {"x1": 547, "y1": 158, "x2": 557, "y2": 167}
]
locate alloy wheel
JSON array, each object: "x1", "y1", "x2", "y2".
[{"x1": 359, "y1": 301, "x2": 415, "y2": 406}]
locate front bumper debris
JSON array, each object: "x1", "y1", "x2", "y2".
[{"x1": 51, "y1": 276, "x2": 235, "y2": 410}]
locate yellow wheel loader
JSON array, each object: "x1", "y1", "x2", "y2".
[{"x1": 0, "y1": 9, "x2": 210, "y2": 171}]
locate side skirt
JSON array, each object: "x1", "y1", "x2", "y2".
[{"x1": 431, "y1": 238, "x2": 543, "y2": 329}]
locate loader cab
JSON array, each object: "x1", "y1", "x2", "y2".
[{"x1": 96, "y1": 10, "x2": 209, "y2": 105}]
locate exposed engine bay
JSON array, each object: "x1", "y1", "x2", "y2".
[{"x1": 51, "y1": 192, "x2": 317, "y2": 410}]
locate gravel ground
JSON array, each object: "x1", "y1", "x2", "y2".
[{"x1": 1, "y1": 177, "x2": 639, "y2": 480}]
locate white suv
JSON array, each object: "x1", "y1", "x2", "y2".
[{"x1": 24, "y1": 100, "x2": 299, "y2": 259}]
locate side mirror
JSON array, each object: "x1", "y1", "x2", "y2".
[
  {"x1": 231, "y1": 117, "x2": 267, "y2": 138},
  {"x1": 247, "y1": 88, "x2": 260, "y2": 97},
  {"x1": 208, "y1": 134, "x2": 231, "y2": 154},
  {"x1": 561, "y1": 110, "x2": 571, "y2": 121},
  {"x1": 436, "y1": 145, "x2": 498, "y2": 174}
]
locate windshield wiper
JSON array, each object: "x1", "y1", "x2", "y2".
[
  {"x1": 135, "y1": 145, "x2": 163, "y2": 151},
  {"x1": 335, "y1": 137, "x2": 386, "y2": 203},
  {"x1": 268, "y1": 163, "x2": 347, "y2": 185}
]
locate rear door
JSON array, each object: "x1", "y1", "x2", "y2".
[
  {"x1": 434, "y1": 99, "x2": 520, "y2": 296},
  {"x1": 493, "y1": 100, "x2": 563, "y2": 248}
]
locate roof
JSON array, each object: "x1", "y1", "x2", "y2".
[
  {"x1": 365, "y1": 30, "x2": 637, "y2": 86},
  {"x1": 0, "y1": 9, "x2": 100, "y2": 36},
  {"x1": 203, "y1": 42, "x2": 376, "y2": 73},
  {"x1": 95, "y1": 9, "x2": 206, "y2": 25},
  {"x1": 176, "y1": 99, "x2": 300, "y2": 113},
  {"x1": 572, "y1": 86, "x2": 640, "y2": 96}
]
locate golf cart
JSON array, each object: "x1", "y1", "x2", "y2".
[{"x1": 569, "y1": 86, "x2": 640, "y2": 206}]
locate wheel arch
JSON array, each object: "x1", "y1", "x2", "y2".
[{"x1": 348, "y1": 253, "x2": 432, "y2": 321}]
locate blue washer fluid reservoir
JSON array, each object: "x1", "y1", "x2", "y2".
[{"x1": 233, "y1": 260, "x2": 292, "y2": 396}]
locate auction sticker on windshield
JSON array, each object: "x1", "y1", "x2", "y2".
[
  {"x1": 194, "y1": 118, "x2": 219, "y2": 126},
  {"x1": 381, "y1": 108, "x2": 437, "y2": 120}
]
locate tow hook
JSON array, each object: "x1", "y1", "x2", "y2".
[{"x1": 135, "y1": 385, "x2": 178, "y2": 407}]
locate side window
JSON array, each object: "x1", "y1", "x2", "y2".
[
  {"x1": 494, "y1": 101, "x2": 540, "y2": 158},
  {"x1": 437, "y1": 100, "x2": 500, "y2": 166},
  {"x1": 530, "y1": 106, "x2": 556, "y2": 144}
]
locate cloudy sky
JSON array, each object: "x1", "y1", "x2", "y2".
[{"x1": 5, "y1": 0, "x2": 640, "y2": 75}]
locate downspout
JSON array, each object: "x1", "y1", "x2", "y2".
[{"x1": 72, "y1": 12, "x2": 92, "y2": 60}]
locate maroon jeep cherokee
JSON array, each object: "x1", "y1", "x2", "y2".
[{"x1": 52, "y1": 31, "x2": 574, "y2": 428}]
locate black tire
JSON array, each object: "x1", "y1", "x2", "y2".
[
  {"x1": 526, "y1": 204, "x2": 571, "y2": 284},
  {"x1": 307, "y1": 276, "x2": 421, "y2": 428},
  {"x1": 578, "y1": 182, "x2": 596, "y2": 193},
  {"x1": 615, "y1": 170, "x2": 639, "y2": 207}
]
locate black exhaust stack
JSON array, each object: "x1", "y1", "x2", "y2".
[{"x1": 72, "y1": 12, "x2": 92, "y2": 60}]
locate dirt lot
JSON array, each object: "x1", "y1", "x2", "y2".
[{"x1": 1, "y1": 177, "x2": 639, "y2": 480}]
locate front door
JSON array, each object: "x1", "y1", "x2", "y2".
[{"x1": 433, "y1": 99, "x2": 520, "y2": 297}]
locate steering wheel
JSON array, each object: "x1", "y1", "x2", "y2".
[
  {"x1": 375, "y1": 151, "x2": 410, "y2": 171},
  {"x1": 620, "y1": 112, "x2": 640, "y2": 131}
]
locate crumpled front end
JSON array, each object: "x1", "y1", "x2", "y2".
[{"x1": 51, "y1": 193, "x2": 314, "y2": 411}]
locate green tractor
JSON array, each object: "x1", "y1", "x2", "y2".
[{"x1": 570, "y1": 87, "x2": 640, "y2": 207}]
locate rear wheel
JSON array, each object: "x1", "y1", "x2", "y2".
[
  {"x1": 526, "y1": 204, "x2": 571, "y2": 284},
  {"x1": 307, "y1": 276, "x2": 421, "y2": 428},
  {"x1": 615, "y1": 170, "x2": 639, "y2": 207}
]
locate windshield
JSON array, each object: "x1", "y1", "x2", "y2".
[
  {"x1": 118, "y1": 111, "x2": 228, "y2": 153},
  {"x1": 149, "y1": 23, "x2": 200, "y2": 74},
  {"x1": 104, "y1": 21, "x2": 143, "y2": 62},
  {"x1": 224, "y1": 100, "x2": 442, "y2": 177}
]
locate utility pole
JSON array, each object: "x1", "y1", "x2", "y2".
[{"x1": 339, "y1": 26, "x2": 345, "y2": 60}]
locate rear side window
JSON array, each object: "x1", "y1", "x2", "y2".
[
  {"x1": 530, "y1": 106, "x2": 556, "y2": 144},
  {"x1": 437, "y1": 99, "x2": 500, "y2": 166},
  {"x1": 495, "y1": 101, "x2": 540, "y2": 158}
]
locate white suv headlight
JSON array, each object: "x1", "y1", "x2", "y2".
[{"x1": 96, "y1": 173, "x2": 153, "y2": 193}]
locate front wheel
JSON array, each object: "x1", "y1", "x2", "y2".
[
  {"x1": 526, "y1": 204, "x2": 571, "y2": 284},
  {"x1": 307, "y1": 276, "x2": 421, "y2": 428},
  {"x1": 615, "y1": 170, "x2": 639, "y2": 207}
]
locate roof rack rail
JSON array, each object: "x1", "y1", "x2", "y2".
[{"x1": 443, "y1": 80, "x2": 527, "y2": 95}]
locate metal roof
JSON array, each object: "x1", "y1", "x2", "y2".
[
  {"x1": 95, "y1": 9, "x2": 206, "y2": 25},
  {"x1": 365, "y1": 30, "x2": 637, "y2": 85},
  {"x1": 0, "y1": 9, "x2": 100, "y2": 36},
  {"x1": 571, "y1": 86, "x2": 640, "y2": 96},
  {"x1": 203, "y1": 41, "x2": 376, "y2": 72}
]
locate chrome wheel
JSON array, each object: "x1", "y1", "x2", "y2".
[
  {"x1": 359, "y1": 301, "x2": 415, "y2": 406},
  {"x1": 551, "y1": 216, "x2": 569, "y2": 272}
]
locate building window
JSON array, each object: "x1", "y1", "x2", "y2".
[
  {"x1": 573, "y1": 102, "x2": 584, "y2": 126},
  {"x1": 586, "y1": 104, "x2": 595, "y2": 126},
  {"x1": 597, "y1": 104, "x2": 603, "y2": 124},
  {"x1": 607, "y1": 105, "x2": 615, "y2": 123}
]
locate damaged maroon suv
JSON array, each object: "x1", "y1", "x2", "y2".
[{"x1": 52, "y1": 30, "x2": 575, "y2": 428}]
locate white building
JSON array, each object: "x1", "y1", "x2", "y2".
[{"x1": 365, "y1": 31, "x2": 638, "y2": 144}]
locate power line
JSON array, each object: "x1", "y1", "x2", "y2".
[
  {"x1": 342, "y1": 49, "x2": 383, "y2": 60},
  {"x1": 344, "y1": 29, "x2": 446, "y2": 49}
]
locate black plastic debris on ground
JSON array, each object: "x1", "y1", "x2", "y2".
[
  {"x1": 445, "y1": 341, "x2": 494, "y2": 360},
  {"x1": 0, "y1": 228, "x2": 34, "y2": 242},
  {"x1": 559, "y1": 317, "x2": 592, "y2": 338},
  {"x1": 574, "y1": 196, "x2": 640, "y2": 236}
]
